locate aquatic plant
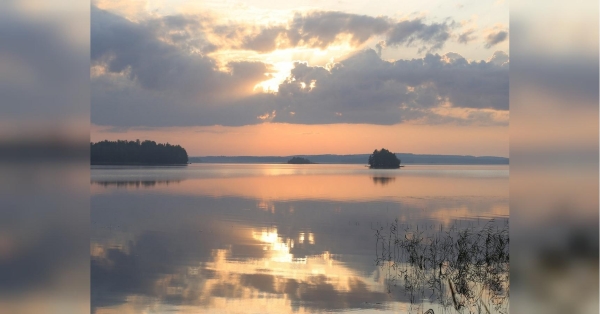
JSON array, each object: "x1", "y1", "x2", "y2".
[{"x1": 373, "y1": 219, "x2": 509, "y2": 313}]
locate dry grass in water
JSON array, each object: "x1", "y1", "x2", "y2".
[{"x1": 374, "y1": 219, "x2": 509, "y2": 313}]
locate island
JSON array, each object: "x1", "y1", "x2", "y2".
[
  {"x1": 368, "y1": 148, "x2": 401, "y2": 169},
  {"x1": 287, "y1": 157, "x2": 314, "y2": 164},
  {"x1": 91, "y1": 140, "x2": 189, "y2": 165},
  {"x1": 188, "y1": 154, "x2": 508, "y2": 165}
]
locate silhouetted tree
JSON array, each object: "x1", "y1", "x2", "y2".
[
  {"x1": 90, "y1": 140, "x2": 188, "y2": 165},
  {"x1": 287, "y1": 157, "x2": 313, "y2": 164},
  {"x1": 368, "y1": 148, "x2": 401, "y2": 169}
]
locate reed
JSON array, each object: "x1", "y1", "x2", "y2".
[{"x1": 373, "y1": 219, "x2": 509, "y2": 313}]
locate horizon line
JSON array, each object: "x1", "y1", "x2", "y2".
[{"x1": 189, "y1": 153, "x2": 509, "y2": 159}]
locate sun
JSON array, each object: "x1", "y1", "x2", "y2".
[
  {"x1": 253, "y1": 61, "x2": 294, "y2": 93},
  {"x1": 251, "y1": 47, "x2": 334, "y2": 93},
  {"x1": 208, "y1": 44, "x2": 353, "y2": 94}
]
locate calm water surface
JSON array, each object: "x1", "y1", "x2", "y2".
[{"x1": 91, "y1": 164, "x2": 509, "y2": 313}]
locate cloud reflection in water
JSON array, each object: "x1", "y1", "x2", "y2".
[{"x1": 91, "y1": 164, "x2": 508, "y2": 313}]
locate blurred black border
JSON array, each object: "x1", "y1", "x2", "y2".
[{"x1": 510, "y1": 1, "x2": 599, "y2": 313}]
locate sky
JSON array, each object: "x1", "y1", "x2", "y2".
[{"x1": 90, "y1": 0, "x2": 509, "y2": 157}]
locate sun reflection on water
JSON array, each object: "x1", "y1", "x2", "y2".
[
  {"x1": 252, "y1": 227, "x2": 297, "y2": 263},
  {"x1": 91, "y1": 164, "x2": 509, "y2": 313}
]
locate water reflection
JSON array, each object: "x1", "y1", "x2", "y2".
[
  {"x1": 92, "y1": 164, "x2": 508, "y2": 203},
  {"x1": 91, "y1": 164, "x2": 508, "y2": 313},
  {"x1": 91, "y1": 218, "x2": 397, "y2": 313},
  {"x1": 372, "y1": 176, "x2": 396, "y2": 186},
  {"x1": 92, "y1": 180, "x2": 182, "y2": 188},
  {"x1": 374, "y1": 219, "x2": 509, "y2": 313}
]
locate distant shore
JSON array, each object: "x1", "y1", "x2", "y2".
[{"x1": 189, "y1": 153, "x2": 508, "y2": 165}]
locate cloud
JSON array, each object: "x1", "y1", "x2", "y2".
[
  {"x1": 92, "y1": 6, "x2": 256, "y2": 94},
  {"x1": 484, "y1": 28, "x2": 508, "y2": 48},
  {"x1": 236, "y1": 11, "x2": 391, "y2": 52},
  {"x1": 92, "y1": 5, "x2": 508, "y2": 128},
  {"x1": 386, "y1": 19, "x2": 452, "y2": 52},
  {"x1": 239, "y1": 12, "x2": 454, "y2": 53},
  {"x1": 457, "y1": 28, "x2": 477, "y2": 44},
  {"x1": 286, "y1": 11, "x2": 391, "y2": 48},
  {"x1": 91, "y1": 5, "x2": 276, "y2": 127},
  {"x1": 375, "y1": 40, "x2": 386, "y2": 56},
  {"x1": 239, "y1": 11, "x2": 392, "y2": 52},
  {"x1": 93, "y1": 5, "x2": 465, "y2": 58},
  {"x1": 272, "y1": 49, "x2": 508, "y2": 125},
  {"x1": 241, "y1": 26, "x2": 288, "y2": 52},
  {"x1": 489, "y1": 50, "x2": 510, "y2": 66}
]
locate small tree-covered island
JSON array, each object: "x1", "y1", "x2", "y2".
[
  {"x1": 287, "y1": 157, "x2": 314, "y2": 164},
  {"x1": 91, "y1": 140, "x2": 188, "y2": 165},
  {"x1": 368, "y1": 148, "x2": 401, "y2": 169}
]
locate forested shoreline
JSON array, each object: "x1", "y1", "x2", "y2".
[
  {"x1": 91, "y1": 140, "x2": 188, "y2": 165},
  {"x1": 287, "y1": 157, "x2": 314, "y2": 164}
]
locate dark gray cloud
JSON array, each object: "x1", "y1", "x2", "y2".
[
  {"x1": 386, "y1": 19, "x2": 452, "y2": 52},
  {"x1": 240, "y1": 12, "x2": 453, "y2": 53},
  {"x1": 241, "y1": 26, "x2": 288, "y2": 52},
  {"x1": 287, "y1": 11, "x2": 391, "y2": 48},
  {"x1": 241, "y1": 12, "x2": 391, "y2": 52},
  {"x1": 489, "y1": 50, "x2": 510, "y2": 66},
  {"x1": 92, "y1": 5, "x2": 508, "y2": 128},
  {"x1": 92, "y1": 6, "x2": 262, "y2": 94},
  {"x1": 457, "y1": 28, "x2": 476, "y2": 44},
  {"x1": 271, "y1": 49, "x2": 508, "y2": 125},
  {"x1": 485, "y1": 29, "x2": 508, "y2": 48},
  {"x1": 92, "y1": 5, "x2": 276, "y2": 126},
  {"x1": 92, "y1": 6, "x2": 466, "y2": 60}
]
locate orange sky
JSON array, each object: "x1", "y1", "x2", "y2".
[{"x1": 90, "y1": 0, "x2": 509, "y2": 158}]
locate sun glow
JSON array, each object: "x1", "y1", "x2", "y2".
[
  {"x1": 252, "y1": 227, "x2": 300, "y2": 263},
  {"x1": 207, "y1": 45, "x2": 349, "y2": 94},
  {"x1": 253, "y1": 61, "x2": 294, "y2": 93}
]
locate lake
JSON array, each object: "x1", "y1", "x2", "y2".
[{"x1": 91, "y1": 164, "x2": 509, "y2": 313}]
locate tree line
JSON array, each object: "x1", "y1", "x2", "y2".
[
  {"x1": 287, "y1": 157, "x2": 314, "y2": 164},
  {"x1": 91, "y1": 140, "x2": 188, "y2": 165}
]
